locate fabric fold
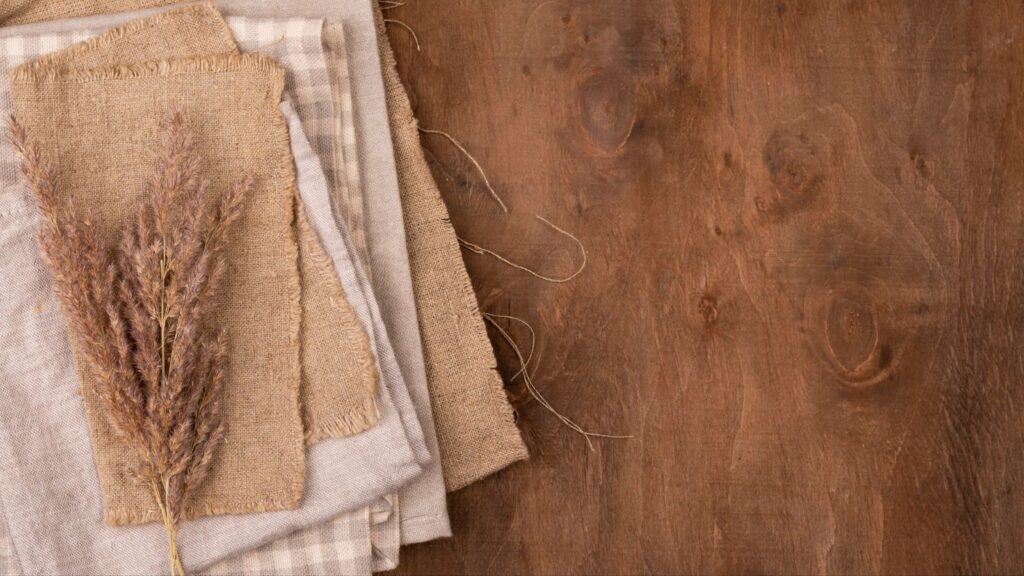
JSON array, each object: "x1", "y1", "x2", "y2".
[{"x1": 0, "y1": 0, "x2": 461, "y2": 556}]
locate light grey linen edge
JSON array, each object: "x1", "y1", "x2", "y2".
[{"x1": 0, "y1": 0, "x2": 451, "y2": 547}]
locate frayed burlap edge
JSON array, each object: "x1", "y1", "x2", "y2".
[
  {"x1": 295, "y1": 199, "x2": 381, "y2": 445},
  {"x1": 9, "y1": 3, "x2": 236, "y2": 78},
  {"x1": 306, "y1": 397, "x2": 381, "y2": 445},
  {"x1": 11, "y1": 51, "x2": 281, "y2": 84}
]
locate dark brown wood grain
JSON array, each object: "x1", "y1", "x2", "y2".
[{"x1": 384, "y1": 1, "x2": 1024, "y2": 574}]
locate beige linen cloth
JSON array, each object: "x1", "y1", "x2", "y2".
[{"x1": 9, "y1": 4, "x2": 379, "y2": 524}]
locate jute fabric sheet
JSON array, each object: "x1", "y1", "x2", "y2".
[
  {"x1": 374, "y1": 10, "x2": 528, "y2": 492},
  {"x1": 0, "y1": 0, "x2": 177, "y2": 25},
  {"x1": 0, "y1": 10, "x2": 422, "y2": 575},
  {"x1": 0, "y1": 0, "x2": 456, "y2": 545}
]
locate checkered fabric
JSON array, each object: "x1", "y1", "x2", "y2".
[
  {"x1": 370, "y1": 495, "x2": 401, "y2": 572},
  {"x1": 204, "y1": 508, "x2": 373, "y2": 576},
  {"x1": 323, "y1": 20, "x2": 371, "y2": 269},
  {"x1": 0, "y1": 16, "x2": 401, "y2": 576}
]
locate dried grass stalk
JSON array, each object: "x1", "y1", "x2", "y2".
[{"x1": 10, "y1": 112, "x2": 252, "y2": 576}]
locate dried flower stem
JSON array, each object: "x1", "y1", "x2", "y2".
[{"x1": 10, "y1": 113, "x2": 251, "y2": 576}]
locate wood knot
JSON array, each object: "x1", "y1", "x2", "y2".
[
  {"x1": 699, "y1": 295, "x2": 719, "y2": 326},
  {"x1": 577, "y1": 69, "x2": 637, "y2": 156},
  {"x1": 911, "y1": 152, "x2": 934, "y2": 181},
  {"x1": 806, "y1": 282, "x2": 898, "y2": 390},
  {"x1": 760, "y1": 128, "x2": 828, "y2": 216},
  {"x1": 825, "y1": 294, "x2": 878, "y2": 374}
]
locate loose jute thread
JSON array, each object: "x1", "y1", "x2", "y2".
[
  {"x1": 459, "y1": 216, "x2": 588, "y2": 283},
  {"x1": 484, "y1": 313, "x2": 631, "y2": 451},
  {"x1": 383, "y1": 19, "x2": 421, "y2": 52},
  {"x1": 390, "y1": 16, "x2": 627, "y2": 447},
  {"x1": 419, "y1": 127, "x2": 509, "y2": 213},
  {"x1": 418, "y1": 128, "x2": 587, "y2": 282}
]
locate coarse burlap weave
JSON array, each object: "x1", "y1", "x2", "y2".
[
  {"x1": 374, "y1": 13, "x2": 529, "y2": 491},
  {"x1": 9, "y1": 4, "x2": 383, "y2": 523},
  {"x1": 0, "y1": 0, "x2": 177, "y2": 25}
]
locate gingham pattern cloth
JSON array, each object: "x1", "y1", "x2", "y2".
[
  {"x1": 204, "y1": 508, "x2": 374, "y2": 576},
  {"x1": 0, "y1": 17, "x2": 399, "y2": 576}
]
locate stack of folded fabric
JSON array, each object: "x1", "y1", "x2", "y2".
[{"x1": 0, "y1": 2, "x2": 529, "y2": 575}]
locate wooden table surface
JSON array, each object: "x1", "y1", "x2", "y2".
[{"x1": 385, "y1": 1, "x2": 1024, "y2": 574}]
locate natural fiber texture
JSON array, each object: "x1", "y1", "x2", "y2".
[
  {"x1": 0, "y1": 95, "x2": 422, "y2": 576},
  {"x1": 8, "y1": 2, "x2": 232, "y2": 68},
  {"x1": 374, "y1": 11, "x2": 528, "y2": 491},
  {"x1": 322, "y1": 20, "x2": 372, "y2": 270},
  {"x1": 4, "y1": 6, "x2": 382, "y2": 449},
  {"x1": 0, "y1": 0, "x2": 179, "y2": 25},
  {"x1": 296, "y1": 199, "x2": 381, "y2": 443},
  {"x1": 219, "y1": 0, "x2": 452, "y2": 543}
]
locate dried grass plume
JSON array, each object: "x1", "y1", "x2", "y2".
[{"x1": 10, "y1": 112, "x2": 252, "y2": 576}]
